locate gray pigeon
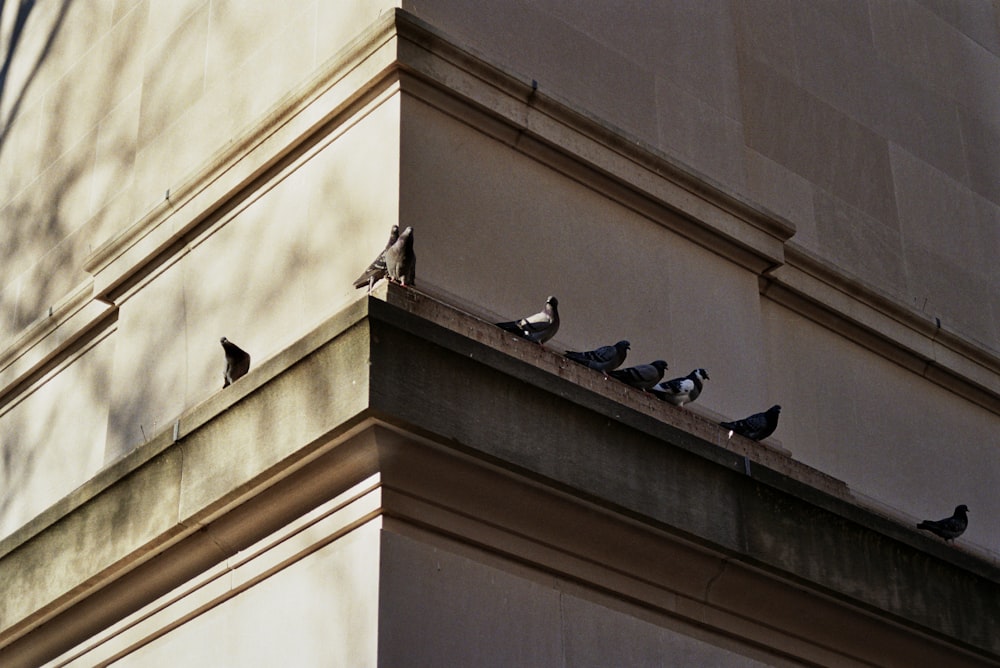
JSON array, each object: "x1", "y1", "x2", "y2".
[
  {"x1": 496, "y1": 296, "x2": 560, "y2": 344},
  {"x1": 608, "y1": 360, "x2": 668, "y2": 390},
  {"x1": 652, "y1": 368, "x2": 709, "y2": 406},
  {"x1": 353, "y1": 225, "x2": 399, "y2": 290},
  {"x1": 564, "y1": 340, "x2": 630, "y2": 374},
  {"x1": 720, "y1": 405, "x2": 780, "y2": 441},
  {"x1": 385, "y1": 226, "x2": 416, "y2": 286},
  {"x1": 917, "y1": 505, "x2": 969, "y2": 543},
  {"x1": 221, "y1": 337, "x2": 251, "y2": 388}
]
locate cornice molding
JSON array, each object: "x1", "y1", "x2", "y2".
[
  {"x1": 0, "y1": 281, "x2": 114, "y2": 407},
  {"x1": 768, "y1": 244, "x2": 1000, "y2": 412},
  {"x1": 1, "y1": 288, "x2": 997, "y2": 666},
  {"x1": 4, "y1": 9, "x2": 995, "y2": 419}
]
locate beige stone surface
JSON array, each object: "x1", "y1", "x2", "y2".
[
  {"x1": 115, "y1": 521, "x2": 380, "y2": 667},
  {"x1": 0, "y1": 332, "x2": 114, "y2": 540},
  {"x1": 762, "y1": 299, "x2": 1000, "y2": 553},
  {"x1": 0, "y1": 3, "x2": 999, "y2": 663},
  {"x1": 379, "y1": 530, "x2": 781, "y2": 667},
  {"x1": 105, "y1": 94, "x2": 400, "y2": 460},
  {"x1": 744, "y1": 149, "x2": 817, "y2": 248},
  {"x1": 1, "y1": 293, "x2": 997, "y2": 665},
  {"x1": 399, "y1": 95, "x2": 766, "y2": 418}
]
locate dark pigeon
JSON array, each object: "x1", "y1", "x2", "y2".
[
  {"x1": 496, "y1": 296, "x2": 560, "y2": 344},
  {"x1": 917, "y1": 505, "x2": 969, "y2": 543},
  {"x1": 652, "y1": 368, "x2": 709, "y2": 406},
  {"x1": 221, "y1": 337, "x2": 251, "y2": 388},
  {"x1": 720, "y1": 405, "x2": 781, "y2": 441},
  {"x1": 353, "y1": 225, "x2": 399, "y2": 290},
  {"x1": 564, "y1": 340, "x2": 630, "y2": 374},
  {"x1": 608, "y1": 360, "x2": 669, "y2": 390},
  {"x1": 385, "y1": 226, "x2": 416, "y2": 286}
]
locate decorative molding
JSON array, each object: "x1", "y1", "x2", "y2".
[
  {"x1": 1, "y1": 291, "x2": 997, "y2": 665},
  {"x1": 3, "y1": 8, "x2": 995, "y2": 423},
  {"x1": 767, "y1": 244, "x2": 1000, "y2": 412},
  {"x1": 0, "y1": 281, "x2": 114, "y2": 408}
]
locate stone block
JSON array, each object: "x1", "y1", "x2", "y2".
[
  {"x1": 0, "y1": 445, "x2": 183, "y2": 634},
  {"x1": 115, "y1": 521, "x2": 380, "y2": 667},
  {"x1": 379, "y1": 531, "x2": 563, "y2": 667},
  {"x1": 875, "y1": 64, "x2": 969, "y2": 184},
  {"x1": 0, "y1": 333, "x2": 114, "y2": 540},
  {"x1": 654, "y1": 75, "x2": 746, "y2": 191},
  {"x1": 741, "y1": 58, "x2": 898, "y2": 227},
  {"x1": 744, "y1": 149, "x2": 817, "y2": 248},
  {"x1": 137, "y1": 3, "x2": 209, "y2": 149},
  {"x1": 562, "y1": 592, "x2": 772, "y2": 667},
  {"x1": 733, "y1": 0, "x2": 800, "y2": 83},
  {"x1": 813, "y1": 189, "x2": 906, "y2": 297},
  {"x1": 404, "y1": 0, "x2": 659, "y2": 144},
  {"x1": 869, "y1": 0, "x2": 963, "y2": 99},
  {"x1": 960, "y1": 110, "x2": 1000, "y2": 207}
]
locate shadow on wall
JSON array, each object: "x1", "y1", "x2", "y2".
[
  {"x1": 0, "y1": 0, "x2": 399, "y2": 538},
  {"x1": 0, "y1": 0, "x2": 133, "y2": 343},
  {"x1": 0, "y1": 0, "x2": 70, "y2": 157},
  {"x1": 101, "y1": 123, "x2": 390, "y2": 461},
  {"x1": 0, "y1": 0, "x2": 131, "y2": 538}
]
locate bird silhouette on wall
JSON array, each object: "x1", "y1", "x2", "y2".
[
  {"x1": 564, "y1": 340, "x2": 630, "y2": 374},
  {"x1": 917, "y1": 505, "x2": 969, "y2": 543},
  {"x1": 221, "y1": 337, "x2": 251, "y2": 388},
  {"x1": 496, "y1": 296, "x2": 560, "y2": 344},
  {"x1": 386, "y1": 226, "x2": 416, "y2": 287},
  {"x1": 608, "y1": 360, "x2": 669, "y2": 390},
  {"x1": 353, "y1": 225, "x2": 399, "y2": 291},
  {"x1": 652, "y1": 368, "x2": 709, "y2": 406},
  {"x1": 720, "y1": 405, "x2": 781, "y2": 441}
]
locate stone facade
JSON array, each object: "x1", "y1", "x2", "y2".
[{"x1": 1, "y1": 3, "x2": 999, "y2": 666}]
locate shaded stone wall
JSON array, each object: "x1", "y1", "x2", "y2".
[{"x1": 0, "y1": 3, "x2": 999, "y2": 665}]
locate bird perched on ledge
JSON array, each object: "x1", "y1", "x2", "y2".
[
  {"x1": 496, "y1": 296, "x2": 560, "y2": 344},
  {"x1": 353, "y1": 224, "x2": 399, "y2": 291},
  {"x1": 917, "y1": 505, "x2": 969, "y2": 543},
  {"x1": 652, "y1": 368, "x2": 709, "y2": 406},
  {"x1": 720, "y1": 405, "x2": 780, "y2": 441},
  {"x1": 564, "y1": 340, "x2": 630, "y2": 374},
  {"x1": 608, "y1": 360, "x2": 668, "y2": 390},
  {"x1": 220, "y1": 337, "x2": 251, "y2": 388},
  {"x1": 385, "y1": 225, "x2": 416, "y2": 286}
]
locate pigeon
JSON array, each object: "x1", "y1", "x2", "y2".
[
  {"x1": 564, "y1": 340, "x2": 630, "y2": 374},
  {"x1": 720, "y1": 405, "x2": 781, "y2": 441},
  {"x1": 608, "y1": 360, "x2": 669, "y2": 390},
  {"x1": 652, "y1": 368, "x2": 709, "y2": 406},
  {"x1": 917, "y1": 505, "x2": 969, "y2": 543},
  {"x1": 496, "y1": 296, "x2": 560, "y2": 344},
  {"x1": 353, "y1": 225, "x2": 399, "y2": 290},
  {"x1": 220, "y1": 337, "x2": 251, "y2": 388},
  {"x1": 385, "y1": 226, "x2": 416, "y2": 286}
]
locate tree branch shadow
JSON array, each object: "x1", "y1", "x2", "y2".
[{"x1": 0, "y1": 0, "x2": 71, "y2": 161}]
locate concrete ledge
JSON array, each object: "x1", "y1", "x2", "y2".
[
  {"x1": 1, "y1": 286, "x2": 997, "y2": 666},
  {"x1": 0, "y1": 8, "x2": 996, "y2": 503}
]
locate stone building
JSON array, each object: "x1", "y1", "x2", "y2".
[{"x1": 1, "y1": 2, "x2": 999, "y2": 666}]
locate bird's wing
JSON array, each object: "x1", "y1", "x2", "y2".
[
  {"x1": 665, "y1": 378, "x2": 694, "y2": 394},
  {"x1": 519, "y1": 310, "x2": 553, "y2": 331}
]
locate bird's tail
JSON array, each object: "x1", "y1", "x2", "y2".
[{"x1": 496, "y1": 321, "x2": 523, "y2": 334}]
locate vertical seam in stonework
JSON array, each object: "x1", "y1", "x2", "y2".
[
  {"x1": 703, "y1": 558, "x2": 729, "y2": 603},
  {"x1": 181, "y1": 256, "x2": 190, "y2": 404},
  {"x1": 558, "y1": 587, "x2": 567, "y2": 667}
]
